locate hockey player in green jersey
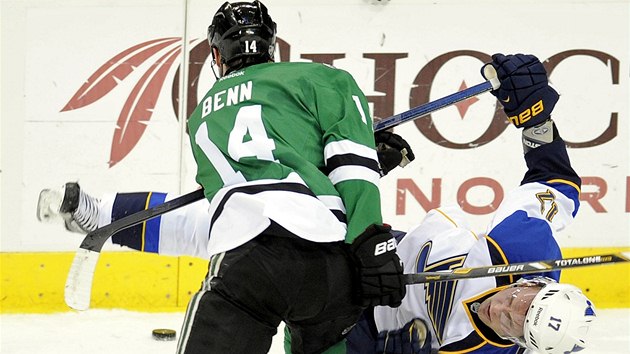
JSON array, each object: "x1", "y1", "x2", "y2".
[
  {"x1": 38, "y1": 130, "x2": 414, "y2": 353},
  {"x1": 180, "y1": 1, "x2": 405, "y2": 353}
]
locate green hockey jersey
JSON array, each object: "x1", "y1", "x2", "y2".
[{"x1": 187, "y1": 62, "x2": 382, "y2": 255}]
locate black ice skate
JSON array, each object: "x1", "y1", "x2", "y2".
[{"x1": 37, "y1": 182, "x2": 100, "y2": 233}]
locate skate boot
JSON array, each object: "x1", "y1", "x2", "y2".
[{"x1": 37, "y1": 182, "x2": 100, "y2": 233}]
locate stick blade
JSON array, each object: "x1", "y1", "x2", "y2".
[{"x1": 64, "y1": 248, "x2": 100, "y2": 310}]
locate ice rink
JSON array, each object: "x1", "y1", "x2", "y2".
[{"x1": 1, "y1": 308, "x2": 628, "y2": 353}]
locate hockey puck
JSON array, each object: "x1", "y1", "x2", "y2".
[{"x1": 152, "y1": 328, "x2": 176, "y2": 341}]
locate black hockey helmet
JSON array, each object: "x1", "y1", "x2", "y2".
[{"x1": 208, "y1": 1, "x2": 277, "y2": 73}]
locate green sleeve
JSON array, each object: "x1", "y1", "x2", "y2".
[{"x1": 315, "y1": 67, "x2": 383, "y2": 243}]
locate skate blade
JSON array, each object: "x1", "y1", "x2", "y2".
[{"x1": 37, "y1": 189, "x2": 63, "y2": 223}]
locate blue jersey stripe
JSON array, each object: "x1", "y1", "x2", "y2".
[
  {"x1": 143, "y1": 192, "x2": 167, "y2": 253},
  {"x1": 541, "y1": 181, "x2": 581, "y2": 218}
]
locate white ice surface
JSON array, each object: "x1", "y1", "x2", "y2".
[{"x1": 1, "y1": 309, "x2": 628, "y2": 353}]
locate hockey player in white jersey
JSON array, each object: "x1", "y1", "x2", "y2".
[
  {"x1": 39, "y1": 53, "x2": 595, "y2": 354},
  {"x1": 345, "y1": 53, "x2": 595, "y2": 354}
]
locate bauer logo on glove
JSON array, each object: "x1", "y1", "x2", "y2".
[
  {"x1": 509, "y1": 99, "x2": 545, "y2": 127},
  {"x1": 348, "y1": 224, "x2": 406, "y2": 308},
  {"x1": 482, "y1": 53, "x2": 559, "y2": 129}
]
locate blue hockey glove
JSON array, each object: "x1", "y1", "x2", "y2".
[
  {"x1": 348, "y1": 224, "x2": 406, "y2": 308},
  {"x1": 375, "y1": 131, "x2": 416, "y2": 177},
  {"x1": 376, "y1": 318, "x2": 432, "y2": 354},
  {"x1": 482, "y1": 53, "x2": 559, "y2": 129}
]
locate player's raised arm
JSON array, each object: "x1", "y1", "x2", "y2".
[
  {"x1": 480, "y1": 54, "x2": 581, "y2": 278},
  {"x1": 365, "y1": 53, "x2": 594, "y2": 354}
]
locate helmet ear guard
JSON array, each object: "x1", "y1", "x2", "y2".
[
  {"x1": 520, "y1": 281, "x2": 596, "y2": 354},
  {"x1": 207, "y1": 1, "x2": 277, "y2": 75}
]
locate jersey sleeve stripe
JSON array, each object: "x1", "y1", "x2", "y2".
[
  {"x1": 111, "y1": 191, "x2": 167, "y2": 252},
  {"x1": 323, "y1": 140, "x2": 379, "y2": 185},
  {"x1": 327, "y1": 165, "x2": 380, "y2": 186},
  {"x1": 143, "y1": 192, "x2": 167, "y2": 253},
  {"x1": 546, "y1": 178, "x2": 581, "y2": 194},
  {"x1": 323, "y1": 153, "x2": 380, "y2": 175},
  {"x1": 541, "y1": 180, "x2": 581, "y2": 217},
  {"x1": 324, "y1": 139, "x2": 378, "y2": 161},
  {"x1": 140, "y1": 192, "x2": 152, "y2": 252}
]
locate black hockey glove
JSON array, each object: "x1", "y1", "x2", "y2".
[
  {"x1": 482, "y1": 53, "x2": 559, "y2": 129},
  {"x1": 375, "y1": 131, "x2": 416, "y2": 176},
  {"x1": 348, "y1": 224, "x2": 406, "y2": 308},
  {"x1": 376, "y1": 318, "x2": 432, "y2": 354}
]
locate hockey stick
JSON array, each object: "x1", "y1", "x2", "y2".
[
  {"x1": 64, "y1": 78, "x2": 498, "y2": 310},
  {"x1": 374, "y1": 78, "x2": 499, "y2": 132},
  {"x1": 403, "y1": 252, "x2": 630, "y2": 285},
  {"x1": 64, "y1": 189, "x2": 205, "y2": 310}
]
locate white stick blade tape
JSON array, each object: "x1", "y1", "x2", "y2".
[
  {"x1": 65, "y1": 248, "x2": 100, "y2": 311},
  {"x1": 481, "y1": 64, "x2": 501, "y2": 90}
]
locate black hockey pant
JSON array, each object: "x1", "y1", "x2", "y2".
[{"x1": 176, "y1": 232, "x2": 363, "y2": 354}]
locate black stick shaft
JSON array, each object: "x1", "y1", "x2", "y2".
[
  {"x1": 404, "y1": 253, "x2": 630, "y2": 284},
  {"x1": 79, "y1": 189, "x2": 205, "y2": 252}
]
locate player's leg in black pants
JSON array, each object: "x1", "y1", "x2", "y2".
[{"x1": 176, "y1": 229, "x2": 362, "y2": 354}]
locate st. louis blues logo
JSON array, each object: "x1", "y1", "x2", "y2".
[
  {"x1": 562, "y1": 300, "x2": 595, "y2": 353},
  {"x1": 584, "y1": 300, "x2": 596, "y2": 317}
]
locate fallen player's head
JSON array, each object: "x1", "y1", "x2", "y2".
[{"x1": 477, "y1": 277, "x2": 596, "y2": 354}]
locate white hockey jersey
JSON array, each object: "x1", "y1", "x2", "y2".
[{"x1": 373, "y1": 179, "x2": 580, "y2": 353}]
